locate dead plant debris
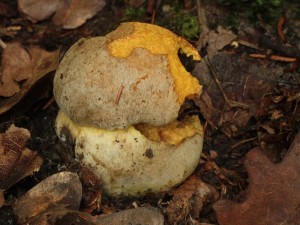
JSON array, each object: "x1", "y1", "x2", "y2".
[
  {"x1": 213, "y1": 132, "x2": 300, "y2": 225},
  {"x1": 18, "y1": 0, "x2": 106, "y2": 29},
  {"x1": 0, "y1": 42, "x2": 59, "y2": 114},
  {"x1": 0, "y1": 125, "x2": 43, "y2": 191},
  {"x1": 0, "y1": 0, "x2": 299, "y2": 225}
]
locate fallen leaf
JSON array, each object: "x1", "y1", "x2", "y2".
[
  {"x1": 27, "y1": 207, "x2": 96, "y2": 225},
  {"x1": 0, "y1": 125, "x2": 43, "y2": 190},
  {"x1": 213, "y1": 131, "x2": 300, "y2": 225},
  {"x1": 0, "y1": 42, "x2": 59, "y2": 114},
  {"x1": 97, "y1": 207, "x2": 164, "y2": 225},
  {"x1": 18, "y1": 0, "x2": 106, "y2": 29},
  {"x1": 14, "y1": 171, "x2": 82, "y2": 224},
  {"x1": 166, "y1": 176, "x2": 218, "y2": 224},
  {"x1": 80, "y1": 167, "x2": 102, "y2": 213},
  {"x1": 197, "y1": 26, "x2": 237, "y2": 58},
  {"x1": 0, "y1": 42, "x2": 32, "y2": 97}
]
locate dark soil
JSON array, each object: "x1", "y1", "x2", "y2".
[{"x1": 1, "y1": 0, "x2": 300, "y2": 224}]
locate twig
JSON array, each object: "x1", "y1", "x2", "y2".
[
  {"x1": 236, "y1": 39, "x2": 264, "y2": 51},
  {"x1": 288, "y1": 92, "x2": 300, "y2": 102},
  {"x1": 196, "y1": 0, "x2": 209, "y2": 49},
  {"x1": 0, "y1": 39, "x2": 7, "y2": 49},
  {"x1": 249, "y1": 53, "x2": 297, "y2": 62},
  {"x1": 204, "y1": 57, "x2": 249, "y2": 109},
  {"x1": 196, "y1": 0, "x2": 208, "y2": 32},
  {"x1": 277, "y1": 16, "x2": 286, "y2": 43},
  {"x1": 42, "y1": 96, "x2": 55, "y2": 110},
  {"x1": 231, "y1": 137, "x2": 257, "y2": 149},
  {"x1": 0, "y1": 26, "x2": 21, "y2": 38},
  {"x1": 151, "y1": 9, "x2": 156, "y2": 24}
]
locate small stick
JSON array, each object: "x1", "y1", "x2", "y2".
[
  {"x1": 277, "y1": 16, "x2": 287, "y2": 43},
  {"x1": 288, "y1": 92, "x2": 300, "y2": 102},
  {"x1": 236, "y1": 39, "x2": 264, "y2": 51},
  {"x1": 204, "y1": 58, "x2": 249, "y2": 109},
  {"x1": 151, "y1": 9, "x2": 156, "y2": 24},
  {"x1": 231, "y1": 137, "x2": 257, "y2": 149},
  {"x1": 249, "y1": 53, "x2": 297, "y2": 62},
  {"x1": 42, "y1": 96, "x2": 55, "y2": 110},
  {"x1": 115, "y1": 84, "x2": 124, "y2": 105},
  {"x1": 0, "y1": 39, "x2": 7, "y2": 49}
]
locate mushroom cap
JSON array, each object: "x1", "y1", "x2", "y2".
[
  {"x1": 55, "y1": 110, "x2": 203, "y2": 197},
  {"x1": 53, "y1": 22, "x2": 201, "y2": 130}
]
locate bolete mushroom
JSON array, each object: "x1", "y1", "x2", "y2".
[{"x1": 54, "y1": 22, "x2": 204, "y2": 197}]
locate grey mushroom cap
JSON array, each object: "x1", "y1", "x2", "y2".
[
  {"x1": 53, "y1": 22, "x2": 201, "y2": 130},
  {"x1": 54, "y1": 37, "x2": 179, "y2": 130}
]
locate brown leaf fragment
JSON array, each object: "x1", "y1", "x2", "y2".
[
  {"x1": 18, "y1": 0, "x2": 62, "y2": 21},
  {"x1": 0, "y1": 125, "x2": 43, "y2": 190},
  {"x1": 96, "y1": 207, "x2": 164, "y2": 225},
  {"x1": 197, "y1": 26, "x2": 237, "y2": 58},
  {"x1": 18, "y1": 0, "x2": 106, "y2": 29},
  {"x1": 0, "y1": 43, "x2": 59, "y2": 114},
  {"x1": 80, "y1": 167, "x2": 103, "y2": 214},
  {"x1": 14, "y1": 171, "x2": 82, "y2": 224},
  {"x1": 28, "y1": 206, "x2": 96, "y2": 225},
  {"x1": 166, "y1": 176, "x2": 218, "y2": 224},
  {"x1": 0, "y1": 42, "x2": 32, "y2": 97},
  {"x1": 213, "y1": 131, "x2": 300, "y2": 225}
]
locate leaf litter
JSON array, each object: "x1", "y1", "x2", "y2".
[
  {"x1": 0, "y1": 1, "x2": 300, "y2": 224},
  {"x1": 18, "y1": 0, "x2": 106, "y2": 29},
  {"x1": 213, "y1": 132, "x2": 300, "y2": 225},
  {"x1": 0, "y1": 125, "x2": 43, "y2": 191},
  {"x1": 0, "y1": 41, "x2": 59, "y2": 114}
]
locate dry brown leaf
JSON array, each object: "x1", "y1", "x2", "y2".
[
  {"x1": 14, "y1": 172, "x2": 82, "y2": 224},
  {"x1": 213, "y1": 132, "x2": 300, "y2": 225},
  {"x1": 27, "y1": 207, "x2": 96, "y2": 225},
  {"x1": 197, "y1": 26, "x2": 237, "y2": 58},
  {"x1": 80, "y1": 167, "x2": 102, "y2": 214},
  {"x1": 0, "y1": 125, "x2": 43, "y2": 190},
  {"x1": 18, "y1": 0, "x2": 106, "y2": 29},
  {"x1": 166, "y1": 176, "x2": 218, "y2": 224},
  {"x1": 0, "y1": 42, "x2": 32, "y2": 97},
  {"x1": 0, "y1": 42, "x2": 59, "y2": 114}
]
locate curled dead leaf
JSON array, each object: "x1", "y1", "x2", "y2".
[
  {"x1": 13, "y1": 172, "x2": 82, "y2": 224},
  {"x1": 80, "y1": 167, "x2": 102, "y2": 213},
  {"x1": 0, "y1": 42, "x2": 32, "y2": 97},
  {"x1": 166, "y1": 176, "x2": 218, "y2": 224},
  {"x1": 18, "y1": 0, "x2": 106, "y2": 29},
  {"x1": 0, "y1": 125, "x2": 43, "y2": 190},
  {"x1": 0, "y1": 42, "x2": 59, "y2": 114},
  {"x1": 213, "y1": 132, "x2": 300, "y2": 225}
]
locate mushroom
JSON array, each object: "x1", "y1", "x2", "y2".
[{"x1": 54, "y1": 22, "x2": 204, "y2": 197}]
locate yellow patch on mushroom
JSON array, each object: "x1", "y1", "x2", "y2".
[
  {"x1": 108, "y1": 22, "x2": 201, "y2": 104},
  {"x1": 135, "y1": 115, "x2": 203, "y2": 146},
  {"x1": 57, "y1": 110, "x2": 202, "y2": 146}
]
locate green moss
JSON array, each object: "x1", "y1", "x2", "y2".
[
  {"x1": 122, "y1": 7, "x2": 146, "y2": 22},
  {"x1": 158, "y1": 12, "x2": 200, "y2": 40}
]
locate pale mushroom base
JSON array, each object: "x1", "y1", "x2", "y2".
[{"x1": 55, "y1": 110, "x2": 203, "y2": 197}]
